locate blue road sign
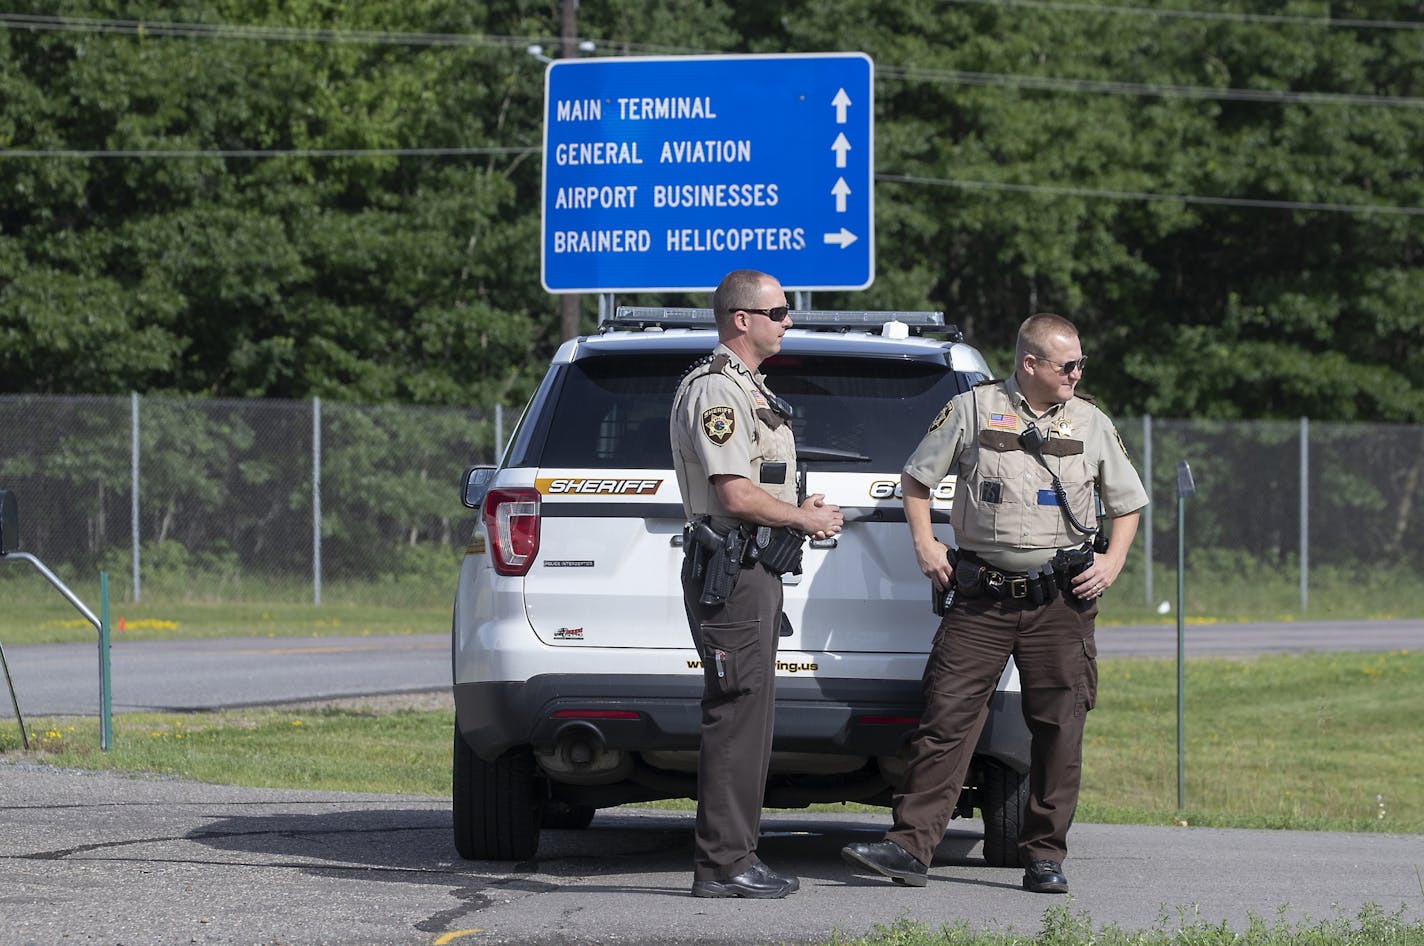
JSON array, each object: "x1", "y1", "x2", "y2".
[{"x1": 541, "y1": 53, "x2": 874, "y2": 293}]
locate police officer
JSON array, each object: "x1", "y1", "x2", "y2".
[
  {"x1": 841, "y1": 312, "x2": 1147, "y2": 894},
  {"x1": 670, "y1": 269, "x2": 844, "y2": 899}
]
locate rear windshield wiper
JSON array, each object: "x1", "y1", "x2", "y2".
[{"x1": 797, "y1": 446, "x2": 871, "y2": 464}]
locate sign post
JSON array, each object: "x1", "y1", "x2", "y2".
[
  {"x1": 541, "y1": 53, "x2": 874, "y2": 294},
  {"x1": 1175, "y1": 460, "x2": 1196, "y2": 811}
]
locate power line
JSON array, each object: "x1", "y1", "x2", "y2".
[
  {"x1": 1, "y1": 146, "x2": 538, "y2": 158},
  {"x1": 4, "y1": 13, "x2": 1419, "y2": 217},
  {"x1": 9, "y1": 14, "x2": 1420, "y2": 110},
  {"x1": 943, "y1": 0, "x2": 1424, "y2": 31},
  {"x1": 881, "y1": 66, "x2": 1424, "y2": 108},
  {"x1": 878, "y1": 172, "x2": 1424, "y2": 217},
  {"x1": 0, "y1": 13, "x2": 535, "y2": 48},
  {"x1": 7, "y1": 149, "x2": 1415, "y2": 217}
]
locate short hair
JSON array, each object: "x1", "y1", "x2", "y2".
[
  {"x1": 1015, "y1": 312, "x2": 1079, "y2": 363},
  {"x1": 712, "y1": 269, "x2": 773, "y2": 332}
]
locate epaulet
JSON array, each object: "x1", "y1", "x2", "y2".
[
  {"x1": 679, "y1": 353, "x2": 718, "y2": 382},
  {"x1": 1073, "y1": 390, "x2": 1097, "y2": 405},
  {"x1": 973, "y1": 378, "x2": 1001, "y2": 388}
]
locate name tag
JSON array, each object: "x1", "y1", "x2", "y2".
[{"x1": 1037, "y1": 489, "x2": 1059, "y2": 506}]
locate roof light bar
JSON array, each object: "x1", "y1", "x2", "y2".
[{"x1": 606, "y1": 306, "x2": 954, "y2": 336}]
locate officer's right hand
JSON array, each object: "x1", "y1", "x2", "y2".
[
  {"x1": 801, "y1": 493, "x2": 843, "y2": 540},
  {"x1": 915, "y1": 538, "x2": 953, "y2": 590}
]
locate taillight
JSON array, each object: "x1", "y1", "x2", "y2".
[{"x1": 482, "y1": 487, "x2": 540, "y2": 576}]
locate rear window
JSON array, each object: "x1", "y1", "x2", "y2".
[{"x1": 533, "y1": 352, "x2": 983, "y2": 471}]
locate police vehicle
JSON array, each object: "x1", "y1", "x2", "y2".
[{"x1": 452, "y1": 307, "x2": 1031, "y2": 866}]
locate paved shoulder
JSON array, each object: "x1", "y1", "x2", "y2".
[
  {"x1": 1097, "y1": 619, "x2": 1424, "y2": 657},
  {"x1": 3, "y1": 761, "x2": 1418, "y2": 946},
  {"x1": 0, "y1": 634, "x2": 449, "y2": 717}
]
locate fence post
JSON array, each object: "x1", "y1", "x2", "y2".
[
  {"x1": 495, "y1": 403, "x2": 504, "y2": 462},
  {"x1": 1300, "y1": 416, "x2": 1309, "y2": 612},
  {"x1": 313, "y1": 396, "x2": 322, "y2": 606},
  {"x1": 131, "y1": 392, "x2": 141, "y2": 603}
]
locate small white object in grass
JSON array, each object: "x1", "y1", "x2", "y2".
[{"x1": 1157, "y1": 600, "x2": 1171, "y2": 614}]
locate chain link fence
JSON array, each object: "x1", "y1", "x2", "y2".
[
  {"x1": 1123, "y1": 417, "x2": 1424, "y2": 616},
  {"x1": 0, "y1": 394, "x2": 500, "y2": 610},
  {"x1": 3, "y1": 395, "x2": 1422, "y2": 617}
]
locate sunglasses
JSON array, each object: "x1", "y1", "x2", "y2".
[
  {"x1": 1032, "y1": 353, "x2": 1088, "y2": 374},
  {"x1": 740, "y1": 305, "x2": 790, "y2": 320}
]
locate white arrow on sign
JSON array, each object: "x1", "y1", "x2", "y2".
[
  {"x1": 831, "y1": 88, "x2": 852, "y2": 124},
  {"x1": 831, "y1": 177, "x2": 851, "y2": 213},
  {"x1": 831, "y1": 132, "x2": 851, "y2": 169},
  {"x1": 822, "y1": 228, "x2": 859, "y2": 249}
]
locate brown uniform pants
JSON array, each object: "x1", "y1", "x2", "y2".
[
  {"x1": 682, "y1": 561, "x2": 784, "y2": 882},
  {"x1": 886, "y1": 592, "x2": 1098, "y2": 867}
]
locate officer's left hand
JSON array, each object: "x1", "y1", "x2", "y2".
[{"x1": 1073, "y1": 553, "x2": 1126, "y2": 600}]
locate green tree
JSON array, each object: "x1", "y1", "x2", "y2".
[{"x1": 3, "y1": 0, "x2": 1422, "y2": 421}]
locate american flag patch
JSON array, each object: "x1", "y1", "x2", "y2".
[
  {"x1": 988, "y1": 412, "x2": 1018, "y2": 430},
  {"x1": 751, "y1": 389, "x2": 767, "y2": 406}
]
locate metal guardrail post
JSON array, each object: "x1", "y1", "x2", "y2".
[
  {"x1": 1, "y1": 489, "x2": 113, "y2": 750},
  {"x1": 1, "y1": 640, "x2": 29, "y2": 749},
  {"x1": 0, "y1": 552, "x2": 112, "y2": 750}
]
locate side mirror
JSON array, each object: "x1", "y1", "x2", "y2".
[
  {"x1": 0, "y1": 490, "x2": 17, "y2": 554},
  {"x1": 460, "y1": 466, "x2": 498, "y2": 510}
]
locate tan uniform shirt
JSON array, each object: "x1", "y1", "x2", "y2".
[
  {"x1": 904, "y1": 377, "x2": 1148, "y2": 571},
  {"x1": 670, "y1": 344, "x2": 798, "y2": 526}
]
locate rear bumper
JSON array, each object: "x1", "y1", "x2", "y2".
[{"x1": 453, "y1": 673, "x2": 1030, "y2": 773}]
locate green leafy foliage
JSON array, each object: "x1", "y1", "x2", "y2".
[{"x1": 1, "y1": 0, "x2": 1421, "y2": 419}]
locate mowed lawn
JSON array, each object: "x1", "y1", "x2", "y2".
[{"x1": 5, "y1": 650, "x2": 1420, "y2": 835}]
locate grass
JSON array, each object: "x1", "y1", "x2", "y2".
[
  {"x1": 819, "y1": 908, "x2": 1424, "y2": 946},
  {"x1": 1080, "y1": 651, "x2": 1422, "y2": 832},
  {"x1": 1097, "y1": 558, "x2": 1424, "y2": 626},
  {"x1": 0, "y1": 595, "x2": 449, "y2": 645},
  {"x1": 4, "y1": 651, "x2": 1421, "y2": 834},
  {"x1": 1, "y1": 701, "x2": 451, "y2": 796},
  {"x1": 5, "y1": 554, "x2": 1423, "y2": 649}
]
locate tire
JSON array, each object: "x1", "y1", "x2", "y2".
[
  {"x1": 452, "y1": 724, "x2": 541, "y2": 861},
  {"x1": 542, "y1": 802, "x2": 596, "y2": 831},
  {"x1": 979, "y1": 758, "x2": 1028, "y2": 868}
]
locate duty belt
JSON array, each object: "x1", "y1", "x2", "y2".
[
  {"x1": 683, "y1": 518, "x2": 806, "y2": 607},
  {"x1": 955, "y1": 546, "x2": 1095, "y2": 607}
]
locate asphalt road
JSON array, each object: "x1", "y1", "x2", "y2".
[
  {"x1": 3, "y1": 760, "x2": 1421, "y2": 946},
  {"x1": 3, "y1": 619, "x2": 1421, "y2": 718}
]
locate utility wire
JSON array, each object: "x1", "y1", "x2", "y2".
[
  {"x1": 942, "y1": 0, "x2": 1424, "y2": 31},
  {"x1": 878, "y1": 173, "x2": 1424, "y2": 217},
  {"x1": 6, "y1": 14, "x2": 1422, "y2": 108},
  {"x1": 880, "y1": 65, "x2": 1424, "y2": 108},
  {"x1": 4, "y1": 13, "x2": 1420, "y2": 216},
  {"x1": 1, "y1": 147, "x2": 538, "y2": 158},
  {"x1": 3, "y1": 145, "x2": 1414, "y2": 217},
  {"x1": 0, "y1": 13, "x2": 534, "y2": 48}
]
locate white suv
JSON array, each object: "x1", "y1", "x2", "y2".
[{"x1": 451, "y1": 308, "x2": 1030, "y2": 866}]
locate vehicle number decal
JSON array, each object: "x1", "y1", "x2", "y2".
[{"x1": 869, "y1": 478, "x2": 956, "y2": 501}]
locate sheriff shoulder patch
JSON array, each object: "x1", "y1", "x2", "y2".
[
  {"x1": 1115, "y1": 428, "x2": 1132, "y2": 459},
  {"x1": 702, "y1": 406, "x2": 735, "y2": 445},
  {"x1": 928, "y1": 401, "x2": 954, "y2": 433}
]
